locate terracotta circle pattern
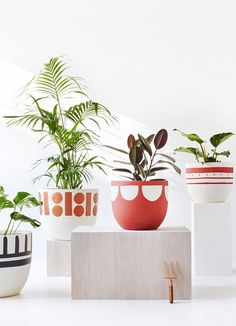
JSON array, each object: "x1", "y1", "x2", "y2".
[
  {"x1": 74, "y1": 193, "x2": 85, "y2": 204},
  {"x1": 40, "y1": 190, "x2": 98, "y2": 218},
  {"x1": 74, "y1": 205, "x2": 85, "y2": 217},
  {"x1": 93, "y1": 193, "x2": 98, "y2": 204},
  {"x1": 52, "y1": 205, "x2": 63, "y2": 217},
  {"x1": 52, "y1": 192, "x2": 63, "y2": 204}
]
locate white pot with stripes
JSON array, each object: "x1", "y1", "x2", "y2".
[
  {"x1": 185, "y1": 163, "x2": 234, "y2": 203},
  {"x1": 0, "y1": 231, "x2": 32, "y2": 298}
]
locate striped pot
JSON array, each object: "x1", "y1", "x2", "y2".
[
  {"x1": 0, "y1": 232, "x2": 32, "y2": 298},
  {"x1": 111, "y1": 180, "x2": 168, "y2": 230},
  {"x1": 185, "y1": 163, "x2": 234, "y2": 203},
  {"x1": 39, "y1": 188, "x2": 99, "y2": 240}
]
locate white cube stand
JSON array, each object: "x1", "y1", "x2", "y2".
[
  {"x1": 191, "y1": 203, "x2": 232, "y2": 275},
  {"x1": 47, "y1": 240, "x2": 71, "y2": 276},
  {"x1": 71, "y1": 226, "x2": 191, "y2": 300}
]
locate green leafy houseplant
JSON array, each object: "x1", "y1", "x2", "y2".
[
  {"x1": 0, "y1": 186, "x2": 41, "y2": 235},
  {"x1": 5, "y1": 57, "x2": 116, "y2": 189},
  {"x1": 174, "y1": 129, "x2": 234, "y2": 163},
  {"x1": 106, "y1": 129, "x2": 181, "y2": 180}
]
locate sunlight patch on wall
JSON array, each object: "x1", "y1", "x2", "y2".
[{"x1": 0, "y1": 59, "x2": 183, "y2": 190}]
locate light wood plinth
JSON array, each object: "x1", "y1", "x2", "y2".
[
  {"x1": 47, "y1": 240, "x2": 71, "y2": 276},
  {"x1": 71, "y1": 226, "x2": 191, "y2": 300}
]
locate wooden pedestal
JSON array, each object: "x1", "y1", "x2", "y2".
[{"x1": 71, "y1": 226, "x2": 191, "y2": 300}]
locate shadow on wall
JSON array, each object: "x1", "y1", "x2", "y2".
[{"x1": 0, "y1": 58, "x2": 195, "y2": 259}]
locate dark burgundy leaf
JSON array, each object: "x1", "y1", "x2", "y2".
[
  {"x1": 127, "y1": 134, "x2": 136, "y2": 149},
  {"x1": 154, "y1": 129, "x2": 168, "y2": 149}
]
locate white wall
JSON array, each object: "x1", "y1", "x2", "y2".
[{"x1": 0, "y1": 0, "x2": 236, "y2": 260}]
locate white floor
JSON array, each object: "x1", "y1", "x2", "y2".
[{"x1": 1, "y1": 262, "x2": 236, "y2": 326}]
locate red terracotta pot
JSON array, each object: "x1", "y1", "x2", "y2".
[{"x1": 111, "y1": 180, "x2": 168, "y2": 230}]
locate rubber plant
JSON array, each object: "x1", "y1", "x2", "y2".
[
  {"x1": 4, "y1": 56, "x2": 116, "y2": 240},
  {"x1": 173, "y1": 129, "x2": 234, "y2": 203},
  {"x1": 106, "y1": 129, "x2": 181, "y2": 179},
  {"x1": 106, "y1": 129, "x2": 181, "y2": 230}
]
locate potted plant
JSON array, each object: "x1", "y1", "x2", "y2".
[
  {"x1": 106, "y1": 129, "x2": 181, "y2": 230},
  {"x1": 0, "y1": 186, "x2": 41, "y2": 297},
  {"x1": 174, "y1": 129, "x2": 234, "y2": 203},
  {"x1": 5, "y1": 57, "x2": 115, "y2": 240}
]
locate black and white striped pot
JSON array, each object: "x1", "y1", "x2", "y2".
[{"x1": 0, "y1": 231, "x2": 32, "y2": 298}]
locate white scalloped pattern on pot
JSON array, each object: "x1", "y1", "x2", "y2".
[
  {"x1": 142, "y1": 185, "x2": 162, "y2": 201},
  {"x1": 120, "y1": 186, "x2": 139, "y2": 201},
  {"x1": 111, "y1": 186, "x2": 119, "y2": 201}
]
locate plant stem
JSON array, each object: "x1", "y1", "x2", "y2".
[
  {"x1": 145, "y1": 149, "x2": 157, "y2": 180},
  {"x1": 200, "y1": 143, "x2": 207, "y2": 162},
  {"x1": 50, "y1": 66, "x2": 65, "y2": 127},
  {"x1": 213, "y1": 146, "x2": 217, "y2": 161},
  {"x1": 4, "y1": 219, "x2": 13, "y2": 236},
  {"x1": 9, "y1": 220, "x2": 16, "y2": 235},
  {"x1": 13, "y1": 222, "x2": 22, "y2": 235},
  {"x1": 56, "y1": 95, "x2": 65, "y2": 127}
]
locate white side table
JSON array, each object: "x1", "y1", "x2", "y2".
[{"x1": 192, "y1": 203, "x2": 232, "y2": 275}]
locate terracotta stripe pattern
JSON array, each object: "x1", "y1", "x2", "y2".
[
  {"x1": 39, "y1": 189, "x2": 99, "y2": 240},
  {"x1": 41, "y1": 190, "x2": 98, "y2": 218},
  {"x1": 185, "y1": 163, "x2": 234, "y2": 203},
  {"x1": 186, "y1": 167, "x2": 233, "y2": 184}
]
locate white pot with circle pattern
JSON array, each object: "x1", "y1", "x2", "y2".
[
  {"x1": 0, "y1": 231, "x2": 32, "y2": 298},
  {"x1": 185, "y1": 162, "x2": 234, "y2": 203},
  {"x1": 39, "y1": 188, "x2": 99, "y2": 240}
]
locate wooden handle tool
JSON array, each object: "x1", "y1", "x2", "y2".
[{"x1": 164, "y1": 262, "x2": 177, "y2": 304}]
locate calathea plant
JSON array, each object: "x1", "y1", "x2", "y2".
[
  {"x1": 174, "y1": 129, "x2": 234, "y2": 163},
  {"x1": 5, "y1": 57, "x2": 116, "y2": 189},
  {"x1": 106, "y1": 129, "x2": 181, "y2": 180},
  {"x1": 0, "y1": 186, "x2": 41, "y2": 235}
]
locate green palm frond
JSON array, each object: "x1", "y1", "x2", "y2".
[
  {"x1": 4, "y1": 56, "x2": 117, "y2": 189},
  {"x1": 65, "y1": 101, "x2": 116, "y2": 132},
  {"x1": 35, "y1": 57, "x2": 82, "y2": 99}
]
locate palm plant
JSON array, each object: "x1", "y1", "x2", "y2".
[{"x1": 5, "y1": 57, "x2": 116, "y2": 189}]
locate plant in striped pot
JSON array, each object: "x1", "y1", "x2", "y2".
[
  {"x1": 5, "y1": 57, "x2": 116, "y2": 240},
  {"x1": 0, "y1": 186, "x2": 41, "y2": 297},
  {"x1": 174, "y1": 130, "x2": 234, "y2": 203},
  {"x1": 106, "y1": 129, "x2": 181, "y2": 230}
]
